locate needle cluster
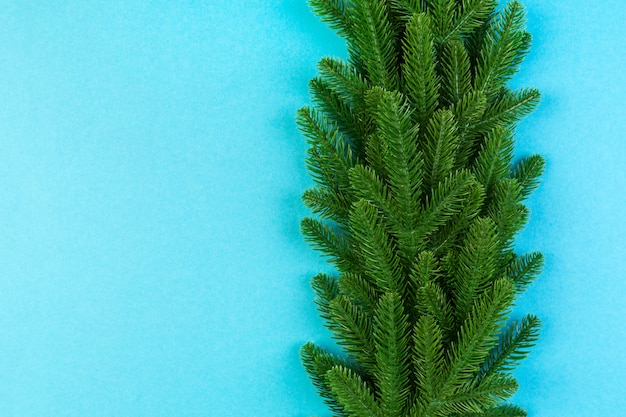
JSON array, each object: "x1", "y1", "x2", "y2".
[{"x1": 298, "y1": 1, "x2": 544, "y2": 416}]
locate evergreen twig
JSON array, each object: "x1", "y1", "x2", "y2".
[{"x1": 299, "y1": 0, "x2": 543, "y2": 415}]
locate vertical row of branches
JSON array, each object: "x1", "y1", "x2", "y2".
[{"x1": 298, "y1": 1, "x2": 544, "y2": 416}]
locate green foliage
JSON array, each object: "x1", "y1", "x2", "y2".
[
  {"x1": 299, "y1": 0, "x2": 543, "y2": 415},
  {"x1": 474, "y1": 1, "x2": 531, "y2": 97},
  {"x1": 402, "y1": 13, "x2": 440, "y2": 125},
  {"x1": 351, "y1": 0, "x2": 399, "y2": 91},
  {"x1": 301, "y1": 342, "x2": 360, "y2": 416},
  {"x1": 328, "y1": 366, "x2": 382, "y2": 416},
  {"x1": 374, "y1": 292, "x2": 412, "y2": 415}
]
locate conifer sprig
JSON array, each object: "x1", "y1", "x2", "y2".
[{"x1": 299, "y1": 0, "x2": 543, "y2": 415}]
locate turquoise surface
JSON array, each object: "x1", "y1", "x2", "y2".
[{"x1": 0, "y1": 1, "x2": 623, "y2": 416}]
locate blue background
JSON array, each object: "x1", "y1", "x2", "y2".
[{"x1": 0, "y1": 1, "x2": 623, "y2": 416}]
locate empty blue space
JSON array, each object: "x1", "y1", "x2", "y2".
[{"x1": 0, "y1": 1, "x2": 623, "y2": 416}]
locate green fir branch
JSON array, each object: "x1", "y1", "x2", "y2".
[
  {"x1": 452, "y1": 217, "x2": 500, "y2": 323},
  {"x1": 301, "y1": 342, "x2": 358, "y2": 417},
  {"x1": 441, "y1": 0, "x2": 498, "y2": 43},
  {"x1": 475, "y1": 1, "x2": 531, "y2": 96},
  {"x1": 479, "y1": 314, "x2": 541, "y2": 380},
  {"x1": 350, "y1": 199, "x2": 404, "y2": 293},
  {"x1": 300, "y1": 0, "x2": 544, "y2": 414},
  {"x1": 437, "y1": 279, "x2": 515, "y2": 397},
  {"x1": 329, "y1": 295, "x2": 377, "y2": 369},
  {"x1": 450, "y1": 90, "x2": 488, "y2": 168},
  {"x1": 310, "y1": 77, "x2": 371, "y2": 151},
  {"x1": 303, "y1": 186, "x2": 353, "y2": 223},
  {"x1": 374, "y1": 292, "x2": 412, "y2": 416},
  {"x1": 476, "y1": 87, "x2": 541, "y2": 133},
  {"x1": 389, "y1": 0, "x2": 425, "y2": 20},
  {"x1": 512, "y1": 154, "x2": 546, "y2": 199},
  {"x1": 349, "y1": 164, "x2": 398, "y2": 221},
  {"x1": 422, "y1": 109, "x2": 459, "y2": 191},
  {"x1": 374, "y1": 90, "x2": 426, "y2": 260},
  {"x1": 352, "y1": 0, "x2": 399, "y2": 90},
  {"x1": 427, "y1": 179, "x2": 485, "y2": 255},
  {"x1": 318, "y1": 56, "x2": 371, "y2": 112},
  {"x1": 402, "y1": 13, "x2": 440, "y2": 124},
  {"x1": 327, "y1": 366, "x2": 382, "y2": 417},
  {"x1": 473, "y1": 127, "x2": 515, "y2": 195},
  {"x1": 298, "y1": 105, "x2": 357, "y2": 193},
  {"x1": 308, "y1": 0, "x2": 355, "y2": 39},
  {"x1": 339, "y1": 272, "x2": 381, "y2": 314},
  {"x1": 411, "y1": 251, "x2": 456, "y2": 334},
  {"x1": 301, "y1": 217, "x2": 360, "y2": 274},
  {"x1": 414, "y1": 170, "x2": 477, "y2": 245},
  {"x1": 440, "y1": 40, "x2": 472, "y2": 106},
  {"x1": 375, "y1": 90, "x2": 423, "y2": 219},
  {"x1": 486, "y1": 178, "x2": 528, "y2": 249},
  {"x1": 311, "y1": 272, "x2": 342, "y2": 323},
  {"x1": 418, "y1": 282, "x2": 456, "y2": 337},
  {"x1": 437, "y1": 373, "x2": 519, "y2": 414},
  {"x1": 506, "y1": 251, "x2": 545, "y2": 292},
  {"x1": 413, "y1": 314, "x2": 446, "y2": 401},
  {"x1": 430, "y1": 0, "x2": 457, "y2": 41}
]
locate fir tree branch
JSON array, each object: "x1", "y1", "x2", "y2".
[
  {"x1": 375, "y1": 90, "x2": 423, "y2": 220},
  {"x1": 310, "y1": 77, "x2": 370, "y2": 151},
  {"x1": 349, "y1": 164, "x2": 398, "y2": 223},
  {"x1": 451, "y1": 91, "x2": 488, "y2": 169},
  {"x1": 427, "y1": 180, "x2": 485, "y2": 256},
  {"x1": 438, "y1": 373, "x2": 519, "y2": 414},
  {"x1": 512, "y1": 154, "x2": 545, "y2": 199},
  {"x1": 479, "y1": 314, "x2": 541, "y2": 380},
  {"x1": 438, "y1": 0, "x2": 498, "y2": 43},
  {"x1": 352, "y1": 0, "x2": 399, "y2": 90},
  {"x1": 410, "y1": 250, "x2": 440, "y2": 290},
  {"x1": 430, "y1": 0, "x2": 456, "y2": 41},
  {"x1": 301, "y1": 217, "x2": 360, "y2": 274},
  {"x1": 329, "y1": 295, "x2": 377, "y2": 369},
  {"x1": 303, "y1": 186, "x2": 352, "y2": 223},
  {"x1": 299, "y1": 0, "x2": 544, "y2": 413},
  {"x1": 389, "y1": 0, "x2": 426, "y2": 22},
  {"x1": 441, "y1": 40, "x2": 472, "y2": 106},
  {"x1": 349, "y1": 199, "x2": 403, "y2": 293},
  {"x1": 373, "y1": 90, "x2": 426, "y2": 260},
  {"x1": 402, "y1": 13, "x2": 440, "y2": 124},
  {"x1": 308, "y1": 0, "x2": 354, "y2": 39},
  {"x1": 486, "y1": 178, "x2": 528, "y2": 249},
  {"x1": 365, "y1": 130, "x2": 389, "y2": 180},
  {"x1": 506, "y1": 251, "x2": 544, "y2": 292},
  {"x1": 327, "y1": 366, "x2": 382, "y2": 417},
  {"x1": 475, "y1": 1, "x2": 531, "y2": 96},
  {"x1": 339, "y1": 272, "x2": 380, "y2": 314},
  {"x1": 374, "y1": 292, "x2": 412, "y2": 416},
  {"x1": 452, "y1": 217, "x2": 500, "y2": 323},
  {"x1": 473, "y1": 126, "x2": 515, "y2": 196},
  {"x1": 413, "y1": 171, "x2": 477, "y2": 247},
  {"x1": 465, "y1": 403, "x2": 528, "y2": 416},
  {"x1": 423, "y1": 109, "x2": 459, "y2": 191},
  {"x1": 318, "y1": 56, "x2": 371, "y2": 113},
  {"x1": 423, "y1": 283, "x2": 456, "y2": 334},
  {"x1": 438, "y1": 279, "x2": 515, "y2": 397},
  {"x1": 301, "y1": 342, "x2": 356, "y2": 417},
  {"x1": 298, "y1": 105, "x2": 357, "y2": 193},
  {"x1": 476, "y1": 87, "x2": 540, "y2": 134},
  {"x1": 411, "y1": 252, "x2": 455, "y2": 333},
  {"x1": 311, "y1": 272, "x2": 341, "y2": 323},
  {"x1": 413, "y1": 314, "x2": 446, "y2": 401}
]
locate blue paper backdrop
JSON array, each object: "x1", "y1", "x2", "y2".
[{"x1": 0, "y1": 1, "x2": 623, "y2": 416}]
